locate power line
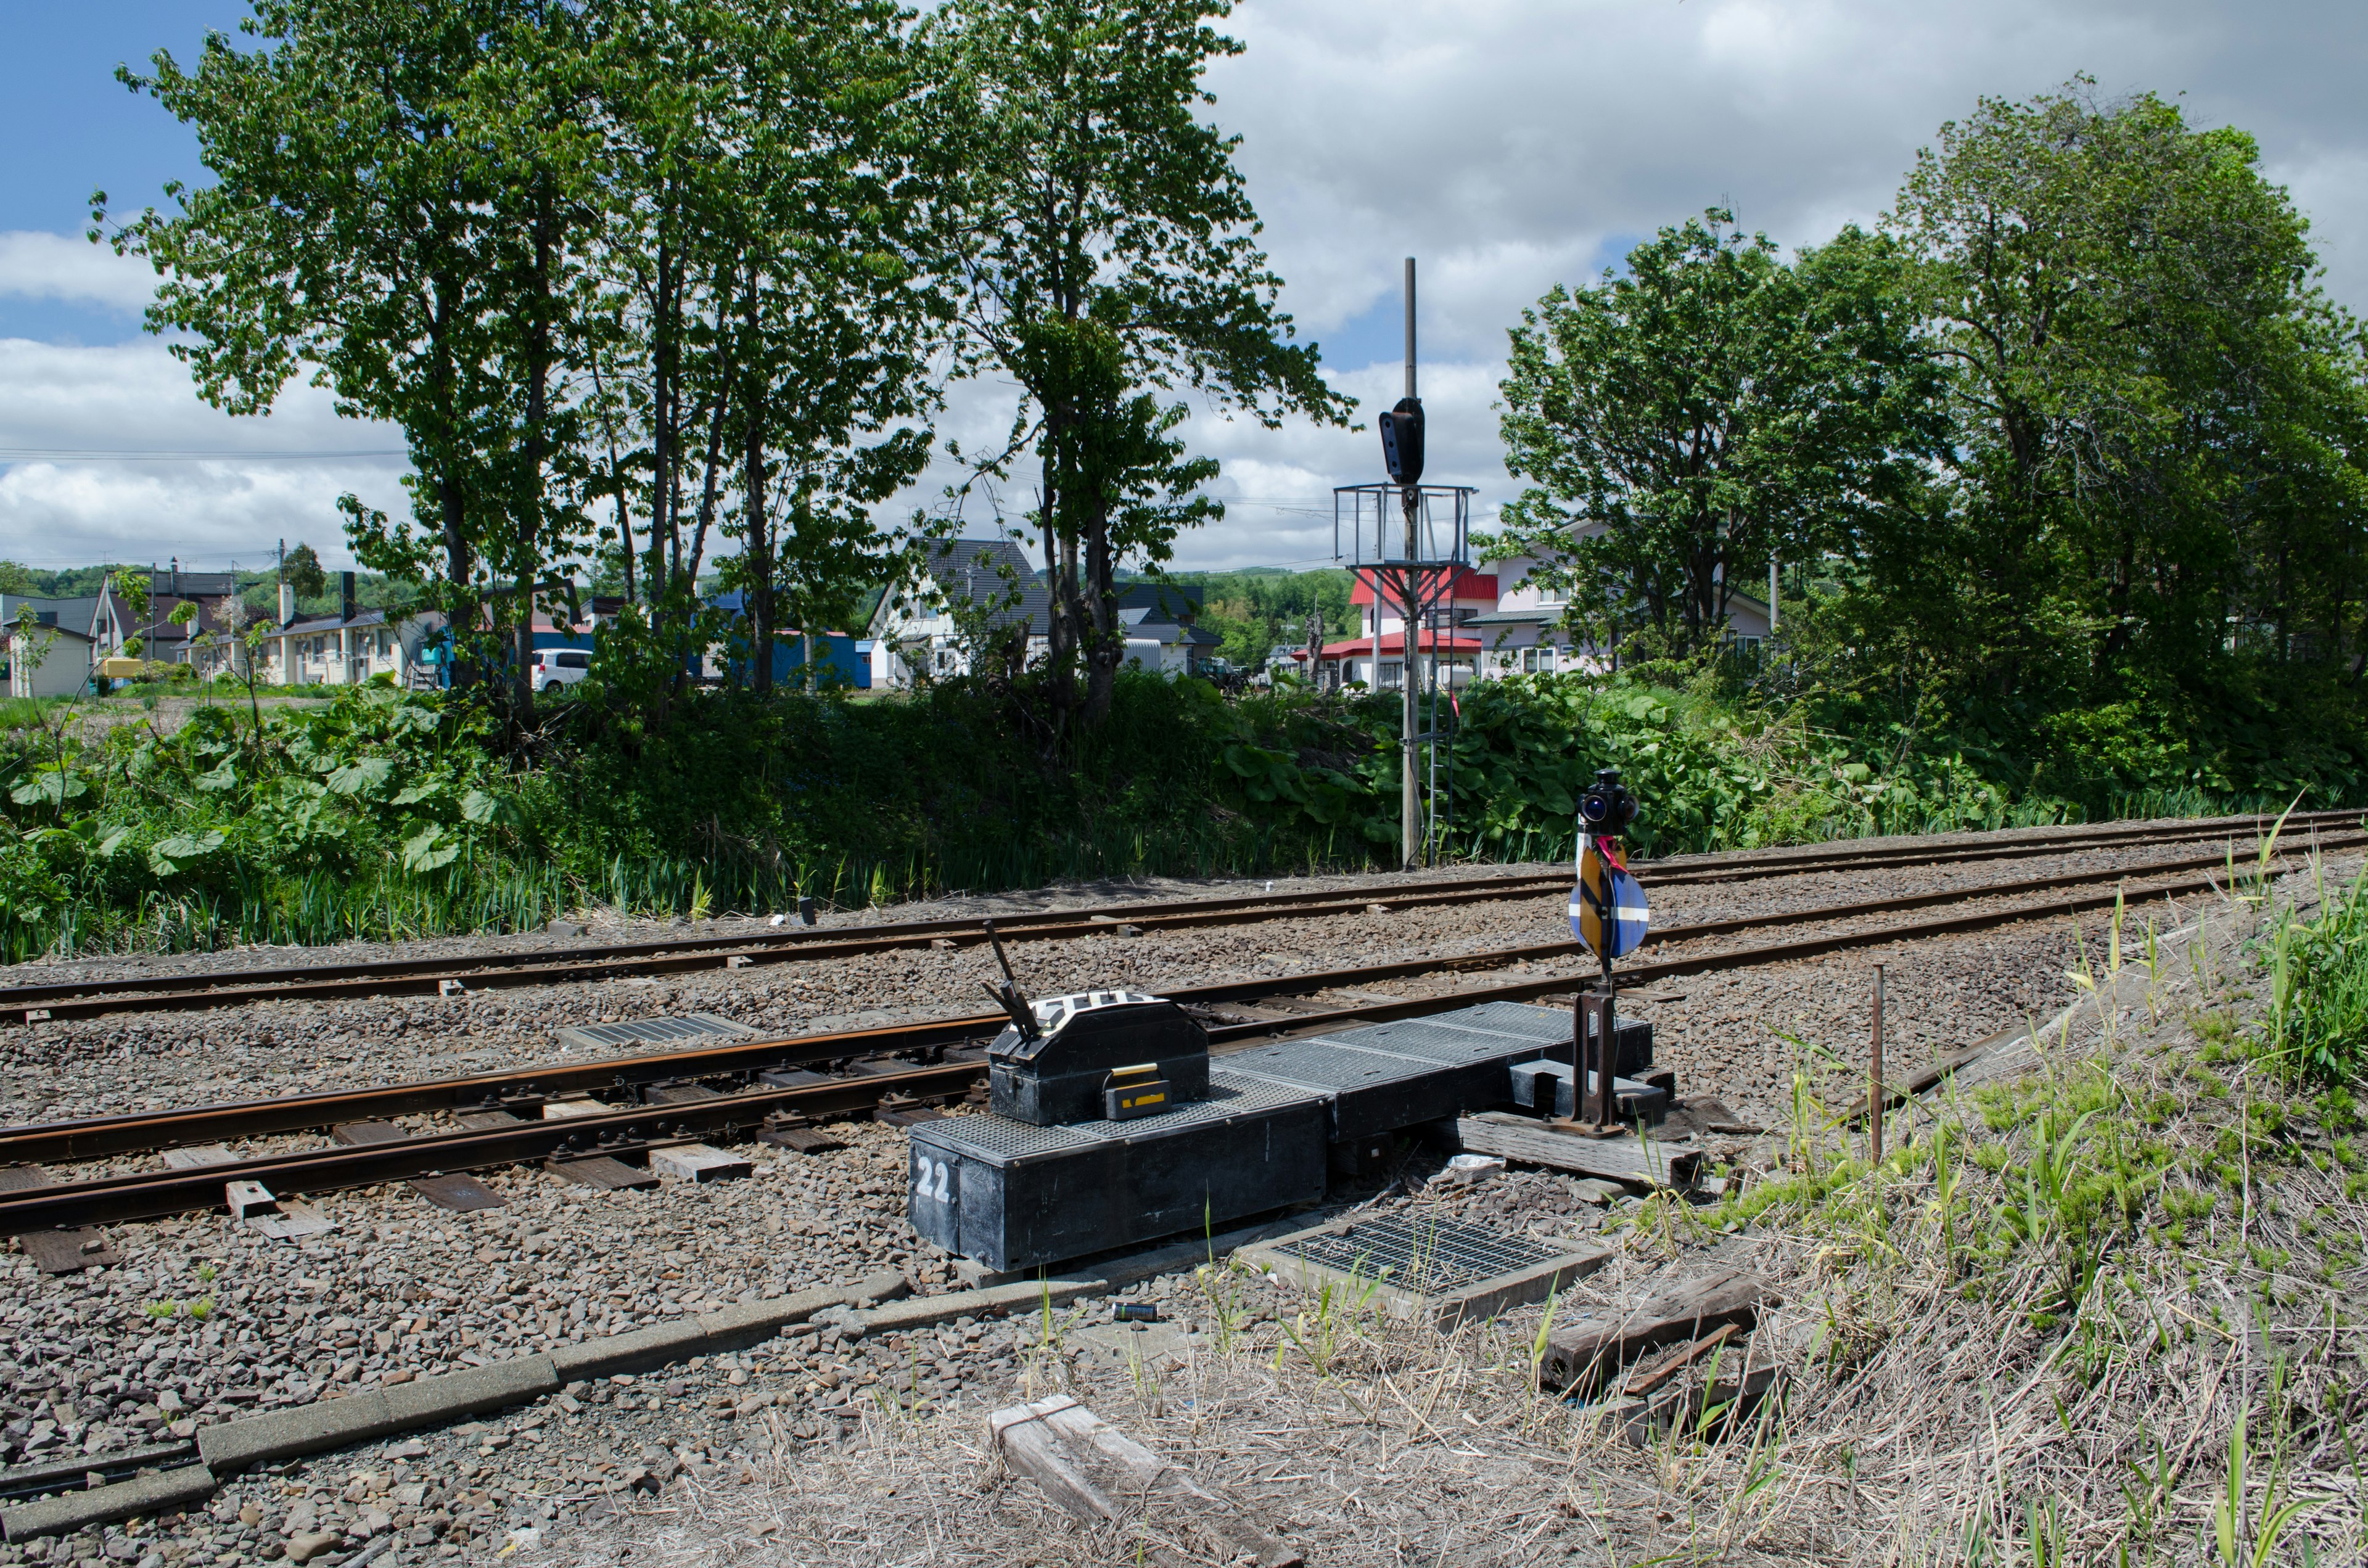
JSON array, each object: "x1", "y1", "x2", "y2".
[{"x1": 0, "y1": 447, "x2": 408, "y2": 461}]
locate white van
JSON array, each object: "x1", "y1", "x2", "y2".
[{"x1": 530, "y1": 647, "x2": 591, "y2": 692}]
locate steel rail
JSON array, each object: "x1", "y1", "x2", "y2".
[
  {"x1": 0, "y1": 847, "x2": 2280, "y2": 1236},
  {"x1": 0, "y1": 1060, "x2": 987, "y2": 1234},
  {"x1": 3, "y1": 810, "x2": 2351, "y2": 1025},
  {"x1": 2, "y1": 829, "x2": 2350, "y2": 1188}
]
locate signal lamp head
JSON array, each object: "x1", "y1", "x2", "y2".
[{"x1": 1577, "y1": 766, "x2": 1638, "y2": 832}]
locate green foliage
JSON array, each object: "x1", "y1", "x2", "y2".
[
  {"x1": 11, "y1": 661, "x2": 2349, "y2": 961},
  {"x1": 1496, "y1": 210, "x2": 1938, "y2": 655},
  {"x1": 2266, "y1": 865, "x2": 2368, "y2": 1083},
  {"x1": 924, "y1": 0, "x2": 1352, "y2": 735}
]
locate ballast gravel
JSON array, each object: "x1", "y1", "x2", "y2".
[{"x1": 0, "y1": 835, "x2": 2352, "y2": 1566}]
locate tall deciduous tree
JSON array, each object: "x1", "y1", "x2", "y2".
[
  {"x1": 99, "y1": 0, "x2": 602, "y2": 715},
  {"x1": 1880, "y1": 83, "x2": 2368, "y2": 726},
  {"x1": 924, "y1": 0, "x2": 1349, "y2": 736},
  {"x1": 582, "y1": 0, "x2": 933, "y2": 705},
  {"x1": 1495, "y1": 211, "x2": 1939, "y2": 659}
]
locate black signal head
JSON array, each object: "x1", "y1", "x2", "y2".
[
  {"x1": 1379, "y1": 397, "x2": 1425, "y2": 486},
  {"x1": 1577, "y1": 766, "x2": 1638, "y2": 832}
]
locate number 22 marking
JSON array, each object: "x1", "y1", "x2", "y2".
[{"x1": 911, "y1": 1157, "x2": 951, "y2": 1203}]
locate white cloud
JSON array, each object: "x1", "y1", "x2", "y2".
[
  {"x1": 0, "y1": 231, "x2": 160, "y2": 313},
  {"x1": 11, "y1": 0, "x2": 2368, "y2": 574},
  {"x1": 0, "y1": 338, "x2": 407, "y2": 568}
]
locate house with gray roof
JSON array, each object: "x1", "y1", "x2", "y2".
[
  {"x1": 865, "y1": 541, "x2": 1223, "y2": 687},
  {"x1": 866, "y1": 538, "x2": 1054, "y2": 687}
]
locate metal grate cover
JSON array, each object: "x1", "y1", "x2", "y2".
[
  {"x1": 1423, "y1": 1000, "x2": 1573, "y2": 1040},
  {"x1": 1132, "y1": 1072, "x2": 1325, "y2": 1131},
  {"x1": 1222, "y1": 1038, "x2": 1442, "y2": 1092},
  {"x1": 556, "y1": 1014, "x2": 754, "y2": 1053},
  {"x1": 1323, "y1": 1017, "x2": 1544, "y2": 1066},
  {"x1": 919, "y1": 1113, "x2": 1102, "y2": 1160},
  {"x1": 1273, "y1": 1213, "x2": 1563, "y2": 1295}
]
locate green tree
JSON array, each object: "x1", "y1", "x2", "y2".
[
  {"x1": 923, "y1": 0, "x2": 1350, "y2": 737},
  {"x1": 1879, "y1": 83, "x2": 2368, "y2": 731},
  {"x1": 1495, "y1": 210, "x2": 1939, "y2": 660},
  {"x1": 101, "y1": 0, "x2": 601, "y2": 715},
  {"x1": 280, "y1": 541, "x2": 328, "y2": 603},
  {"x1": 709, "y1": 0, "x2": 938, "y2": 694},
  {"x1": 567, "y1": 0, "x2": 935, "y2": 708}
]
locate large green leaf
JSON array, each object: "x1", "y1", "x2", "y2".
[
  {"x1": 148, "y1": 829, "x2": 226, "y2": 877},
  {"x1": 9, "y1": 770, "x2": 87, "y2": 808},
  {"x1": 326, "y1": 757, "x2": 397, "y2": 797},
  {"x1": 402, "y1": 824, "x2": 461, "y2": 873}
]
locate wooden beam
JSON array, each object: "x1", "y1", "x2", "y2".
[
  {"x1": 1540, "y1": 1268, "x2": 1772, "y2": 1392},
  {"x1": 989, "y1": 1394, "x2": 1301, "y2": 1568},
  {"x1": 1454, "y1": 1112, "x2": 1700, "y2": 1188}
]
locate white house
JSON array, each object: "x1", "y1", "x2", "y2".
[
  {"x1": 1112, "y1": 583, "x2": 1222, "y2": 675},
  {"x1": 0, "y1": 596, "x2": 102, "y2": 697},
  {"x1": 866, "y1": 540, "x2": 1221, "y2": 686},
  {"x1": 5, "y1": 622, "x2": 96, "y2": 699},
  {"x1": 867, "y1": 538, "x2": 1054, "y2": 687},
  {"x1": 1464, "y1": 554, "x2": 1775, "y2": 679},
  {"x1": 261, "y1": 575, "x2": 440, "y2": 688}
]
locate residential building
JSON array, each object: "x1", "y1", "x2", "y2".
[
  {"x1": 1112, "y1": 583, "x2": 1221, "y2": 676},
  {"x1": 866, "y1": 538, "x2": 1053, "y2": 688},
  {"x1": 4, "y1": 621, "x2": 96, "y2": 698},
  {"x1": 1293, "y1": 566, "x2": 1496, "y2": 691},
  {"x1": 1466, "y1": 555, "x2": 1775, "y2": 679},
  {"x1": 261, "y1": 573, "x2": 438, "y2": 688}
]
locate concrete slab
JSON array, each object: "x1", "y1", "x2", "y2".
[{"x1": 648, "y1": 1143, "x2": 752, "y2": 1183}]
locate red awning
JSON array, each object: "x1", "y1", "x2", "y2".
[
  {"x1": 1347, "y1": 567, "x2": 1498, "y2": 607},
  {"x1": 1304, "y1": 631, "x2": 1483, "y2": 659}
]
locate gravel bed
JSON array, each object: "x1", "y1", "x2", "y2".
[
  {"x1": 0, "y1": 852, "x2": 2348, "y2": 1567},
  {"x1": 0, "y1": 833, "x2": 2310, "y2": 1131}
]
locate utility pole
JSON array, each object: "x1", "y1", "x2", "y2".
[
  {"x1": 1337, "y1": 261, "x2": 1470, "y2": 876},
  {"x1": 1399, "y1": 257, "x2": 1421, "y2": 871}
]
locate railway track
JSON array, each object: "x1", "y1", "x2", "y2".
[
  {"x1": 2, "y1": 808, "x2": 2353, "y2": 1025},
  {"x1": 1, "y1": 826, "x2": 2350, "y2": 1236}
]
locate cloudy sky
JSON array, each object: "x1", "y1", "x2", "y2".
[{"x1": 4, "y1": 0, "x2": 2366, "y2": 574}]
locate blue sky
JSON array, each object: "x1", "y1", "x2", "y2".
[
  {"x1": 4, "y1": 0, "x2": 2366, "y2": 572},
  {"x1": 0, "y1": 3, "x2": 247, "y2": 342}
]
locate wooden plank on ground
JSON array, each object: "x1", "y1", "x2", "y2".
[
  {"x1": 0, "y1": 1165, "x2": 55, "y2": 1194},
  {"x1": 646, "y1": 1143, "x2": 752, "y2": 1183},
  {"x1": 1539, "y1": 1268, "x2": 1772, "y2": 1393},
  {"x1": 989, "y1": 1394, "x2": 1301, "y2": 1568},
  {"x1": 1456, "y1": 1111, "x2": 1700, "y2": 1188},
  {"x1": 160, "y1": 1144, "x2": 238, "y2": 1170},
  {"x1": 456, "y1": 1110, "x2": 522, "y2": 1131}
]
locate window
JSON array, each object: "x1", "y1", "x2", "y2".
[
  {"x1": 1524, "y1": 645, "x2": 1556, "y2": 674},
  {"x1": 557, "y1": 651, "x2": 589, "y2": 670},
  {"x1": 1377, "y1": 659, "x2": 1403, "y2": 689}
]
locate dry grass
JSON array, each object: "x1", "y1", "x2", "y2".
[{"x1": 522, "y1": 864, "x2": 2368, "y2": 1567}]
